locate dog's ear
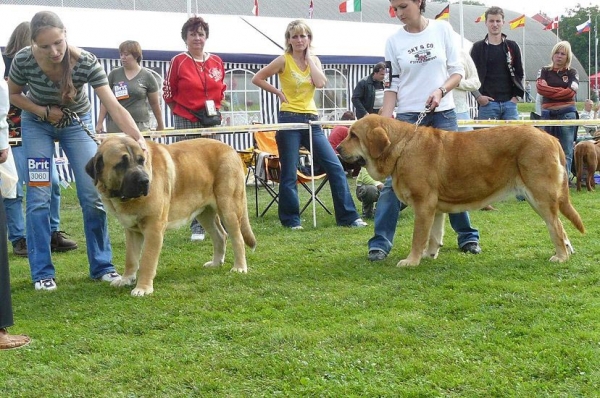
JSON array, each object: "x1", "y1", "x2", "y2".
[
  {"x1": 85, "y1": 153, "x2": 103, "y2": 184},
  {"x1": 366, "y1": 127, "x2": 390, "y2": 159}
]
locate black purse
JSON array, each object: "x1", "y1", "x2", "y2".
[{"x1": 189, "y1": 108, "x2": 222, "y2": 127}]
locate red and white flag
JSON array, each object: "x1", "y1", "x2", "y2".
[
  {"x1": 309, "y1": 0, "x2": 314, "y2": 19},
  {"x1": 252, "y1": 0, "x2": 259, "y2": 16},
  {"x1": 544, "y1": 17, "x2": 559, "y2": 30}
]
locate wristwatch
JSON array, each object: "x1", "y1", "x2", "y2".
[{"x1": 438, "y1": 86, "x2": 447, "y2": 97}]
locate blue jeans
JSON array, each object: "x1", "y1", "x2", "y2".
[
  {"x1": 368, "y1": 109, "x2": 479, "y2": 254},
  {"x1": 21, "y1": 111, "x2": 116, "y2": 282},
  {"x1": 4, "y1": 145, "x2": 61, "y2": 245},
  {"x1": 541, "y1": 108, "x2": 577, "y2": 177},
  {"x1": 456, "y1": 110, "x2": 474, "y2": 132},
  {"x1": 476, "y1": 100, "x2": 519, "y2": 121},
  {"x1": 276, "y1": 111, "x2": 359, "y2": 227}
]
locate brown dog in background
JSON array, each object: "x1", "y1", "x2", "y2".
[
  {"x1": 574, "y1": 140, "x2": 600, "y2": 191},
  {"x1": 337, "y1": 114, "x2": 585, "y2": 266},
  {"x1": 86, "y1": 136, "x2": 256, "y2": 296}
]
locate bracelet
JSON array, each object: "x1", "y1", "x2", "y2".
[
  {"x1": 41, "y1": 105, "x2": 50, "y2": 121},
  {"x1": 438, "y1": 86, "x2": 447, "y2": 97}
]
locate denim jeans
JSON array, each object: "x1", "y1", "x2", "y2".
[
  {"x1": 3, "y1": 145, "x2": 61, "y2": 245},
  {"x1": 541, "y1": 108, "x2": 577, "y2": 177},
  {"x1": 368, "y1": 109, "x2": 479, "y2": 254},
  {"x1": 21, "y1": 111, "x2": 116, "y2": 282},
  {"x1": 276, "y1": 111, "x2": 359, "y2": 227},
  {"x1": 476, "y1": 100, "x2": 519, "y2": 121},
  {"x1": 456, "y1": 110, "x2": 474, "y2": 132}
]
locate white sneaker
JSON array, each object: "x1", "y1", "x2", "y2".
[
  {"x1": 190, "y1": 223, "x2": 205, "y2": 241},
  {"x1": 191, "y1": 232, "x2": 205, "y2": 241},
  {"x1": 98, "y1": 272, "x2": 121, "y2": 282},
  {"x1": 350, "y1": 218, "x2": 368, "y2": 228},
  {"x1": 34, "y1": 278, "x2": 57, "y2": 291}
]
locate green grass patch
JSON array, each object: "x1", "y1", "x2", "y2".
[{"x1": 3, "y1": 178, "x2": 600, "y2": 397}]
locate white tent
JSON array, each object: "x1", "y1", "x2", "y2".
[{"x1": 0, "y1": 5, "x2": 430, "y2": 65}]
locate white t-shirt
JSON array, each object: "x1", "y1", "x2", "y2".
[{"x1": 384, "y1": 19, "x2": 464, "y2": 114}]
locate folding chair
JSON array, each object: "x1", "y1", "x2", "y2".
[{"x1": 252, "y1": 130, "x2": 331, "y2": 218}]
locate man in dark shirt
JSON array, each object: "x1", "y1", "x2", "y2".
[
  {"x1": 470, "y1": 6, "x2": 525, "y2": 121},
  {"x1": 351, "y1": 62, "x2": 386, "y2": 119}
]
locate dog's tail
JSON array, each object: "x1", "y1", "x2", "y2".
[
  {"x1": 559, "y1": 181, "x2": 585, "y2": 234},
  {"x1": 241, "y1": 205, "x2": 257, "y2": 251}
]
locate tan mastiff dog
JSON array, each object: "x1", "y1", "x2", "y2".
[
  {"x1": 574, "y1": 140, "x2": 600, "y2": 192},
  {"x1": 86, "y1": 135, "x2": 256, "y2": 296},
  {"x1": 337, "y1": 114, "x2": 584, "y2": 266}
]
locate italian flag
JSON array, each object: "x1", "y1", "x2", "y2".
[{"x1": 339, "y1": 0, "x2": 361, "y2": 13}]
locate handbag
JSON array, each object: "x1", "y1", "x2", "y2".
[{"x1": 189, "y1": 107, "x2": 222, "y2": 127}]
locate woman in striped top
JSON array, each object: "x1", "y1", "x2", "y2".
[{"x1": 7, "y1": 11, "x2": 147, "y2": 291}]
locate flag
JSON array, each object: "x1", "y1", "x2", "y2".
[
  {"x1": 543, "y1": 17, "x2": 559, "y2": 30},
  {"x1": 339, "y1": 0, "x2": 361, "y2": 13},
  {"x1": 509, "y1": 14, "x2": 525, "y2": 30},
  {"x1": 435, "y1": 5, "x2": 450, "y2": 21},
  {"x1": 576, "y1": 18, "x2": 591, "y2": 34},
  {"x1": 308, "y1": 0, "x2": 314, "y2": 19},
  {"x1": 388, "y1": 6, "x2": 396, "y2": 18},
  {"x1": 475, "y1": 12, "x2": 485, "y2": 23},
  {"x1": 252, "y1": 0, "x2": 258, "y2": 16}
]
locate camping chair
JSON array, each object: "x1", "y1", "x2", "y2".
[{"x1": 253, "y1": 130, "x2": 331, "y2": 218}]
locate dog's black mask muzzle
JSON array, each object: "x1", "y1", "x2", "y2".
[{"x1": 110, "y1": 168, "x2": 150, "y2": 200}]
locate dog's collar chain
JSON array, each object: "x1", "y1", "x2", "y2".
[{"x1": 414, "y1": 105, "x2": 431, "y2": 131}]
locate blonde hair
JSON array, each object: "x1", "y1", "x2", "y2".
[
  {"x1": 284, "y1": 20, "x2": 313, "y2": 54},
  {"x1": 547, "y1": 41, "x2": 573, "y2": 69}
]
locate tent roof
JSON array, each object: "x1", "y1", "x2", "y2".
[{"x1": 0, "y1": 5, "x2": 409, "y2": 65}]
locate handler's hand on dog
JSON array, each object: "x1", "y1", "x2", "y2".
[{"x1": 137, "y1": 137, "x2": 148, "y2": 152}]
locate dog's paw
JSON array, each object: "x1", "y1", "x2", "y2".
[
  {"x1": 549, "y1": 255, "x2": 567, "y2": 263},
  {"x1": 130, "y1": 286, "x2": 154, "y2": 296},
  {"x1": 203, "y1": 260, "x2": 224, "y2": 268},
  {"x1": 230, "y1": 266, "x2": 248, "y2": 274},
  {"x1": 423, "y1": 248, "x2": 440, "y2": 259},
  {"x1": 110, "y1": 275, "x2": 136, "y2": 287},
  {"x1": 397, "y1": 258, "x2": 420, "y2": 267}
]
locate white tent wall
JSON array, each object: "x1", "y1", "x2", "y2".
[{"x1": 1, "y1": 5, "x2": 474, "y2": 160}]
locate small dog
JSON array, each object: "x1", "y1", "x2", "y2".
[{"x1": 574, "y1": 140, "x2": 600, "y2": 192}]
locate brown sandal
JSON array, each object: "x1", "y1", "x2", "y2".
[{"x1": 0, "y1": 328, "x2": 31, "y2": 350}]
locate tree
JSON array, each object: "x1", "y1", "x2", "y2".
[{"x1": 557, "y1": 5, "x2": 599, "y2": 84}]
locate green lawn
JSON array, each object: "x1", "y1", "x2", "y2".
[{"x1": 3, "y1": 174, "x2": 600, "y2": 397}]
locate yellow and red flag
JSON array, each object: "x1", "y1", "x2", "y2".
[
  {"x1": 475, "y1": 12, "x2": 485, "y2": 23},
  {"x1": 509, "y1": 14, "x2": 526, "y2": 30},
  {"x1": 435, "y1": 5, "x2": 450, "y2": 21}
]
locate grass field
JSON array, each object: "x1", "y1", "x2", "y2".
[{"x1": 2, "y1": 172, "x2": 599, "y2": 397}]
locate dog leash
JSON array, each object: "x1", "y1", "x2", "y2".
[
  {"x1": 42, "y1": 105, "x2": 100, "y2": 145},
  {"x1": 414, "y1": 105, "x2": 431, "y2": 131}
]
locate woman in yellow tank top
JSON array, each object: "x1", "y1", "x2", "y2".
[{"x1": 252, "y1": 20, "x2": 366, "y2": 229}]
